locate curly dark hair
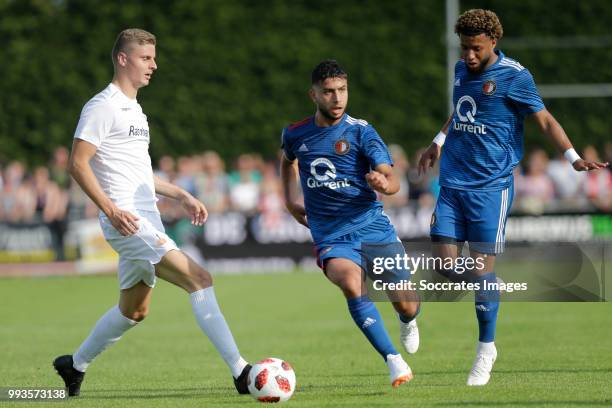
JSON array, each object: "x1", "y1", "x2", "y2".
[
  {"x1": 311, "y1": 59, "x2": 348, "y2": 85},
  {"x1": 455, "y1": 9, "x2": 503, "y2": 40}
]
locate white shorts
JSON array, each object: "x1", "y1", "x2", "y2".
[{"x1": 100, "y1": 210, "x2": 178, "y2": 290}]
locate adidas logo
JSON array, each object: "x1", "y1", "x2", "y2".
[
  {"x1": 362, "y1": 317, "x2": 377, "y2": 329},
  {"x1": 454, "y1": 78, "x2": 461, "y2": 86},
  {"x1": 475, "y1": 304, "x2": 490, "y2": 312},
  {"x1": 298, "y1": 143, "x2": 308, "y2": 152}
]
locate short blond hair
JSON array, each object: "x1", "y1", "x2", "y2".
[{"x1": 111, "y1": 28, "x2": 156, "y2": 65}]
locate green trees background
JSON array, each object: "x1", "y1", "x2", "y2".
[{"x1": 1, "y1": 0, "x2": 610, "y2": 166}]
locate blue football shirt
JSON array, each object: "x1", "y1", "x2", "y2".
[
  {"x1": 281, "y1": 114, "x2": 393, "y2": 244},
  {"x1": 440, "y1": 50, "x2": 545, "y2": 191}
]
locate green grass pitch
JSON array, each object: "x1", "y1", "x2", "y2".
[{"x1": 1, "y1": 272, "x2": 611, "y2": 407}]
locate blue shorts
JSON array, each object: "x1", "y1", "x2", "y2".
[
  {"x1": 315, "y1": 214, "x2": 408, "y2": 278},
  {"x1": 430, "y1": 182, "x2": 514, "y2": 254}
]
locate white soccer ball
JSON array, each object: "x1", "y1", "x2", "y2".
[{"x1": 247, "y1": 357, "x2": 296, "y2": 403}]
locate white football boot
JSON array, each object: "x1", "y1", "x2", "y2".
[
  {"x1": 399, "y1": 318, "x2": 420, "y2": 354},
  {"x1": 466, "y1": 342, "x2": 497, "y2": 386},
  {"x1": 386, "y1": 354, "x2": 413, "y2": 388}
]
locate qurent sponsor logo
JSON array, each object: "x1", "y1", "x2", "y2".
[
  {"x1": 307, "y1": 157, "x2": 351, "y2": 190},
  {"x1": 453, "y1": 95, "x2": 487, "y2": 135}
]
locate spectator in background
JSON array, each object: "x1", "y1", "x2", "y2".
[
  {"x1": 49, "y1": 146, "x2": 71, "y2": 190},
  {"x1": 154, "y1": 155, "x2": 182, "y2": 224},
  {"x1": 228, "y1": 153, "x2": 262, "y2": 213},
  {"x1": 382, "y1": 144, "x2": 409, "y2": 208},
  {"x1": 66, "y1": 177, "x2": 99, "y2": 220},
  {"x1": 416, "y1": 190, "x2": 436, "y2": 232},
  {"x1": 155, "y1": 155, "x2": 176, "y2": 182},
  {"x1": 407, "y1": 147, "x2": 433, "y2": 200},
  {"x1": 33, "y1": 166, "x2": 69, "y2": 260},
  {"x1": 194, "y1": 151, "x2": 229, "y2": 214},
  {"x1": 0, "y1": 164, "x2": 4, "y2": 219},
  {"x1": 33, "y1": 166, "x2": 68, "y2": 223},
  {"x1": 0, "y1": 161, "x2": 36, "y2": 222},
  {"x1": 516, "y1": 149, "x2": 555, "y2": 214},
  {"x1": 547, "y1": 151, "x2": 588, "y2": 209},
  {"x1": 175, "y1": 156, "x2": 197, "y2": 196},
  {"x1": 258, "y1": 161, "x2": 284, "y2": 228},
  {"x1": 604, "y1": 142, "x2": 612, "y2": 174},
  {"x1": 583, "y1": 145, "x2": 611, "y2": 212}
]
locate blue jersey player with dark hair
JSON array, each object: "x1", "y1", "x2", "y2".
[
  {"x1": 280, "y1": 59, "x2": 421, "y2": 388},
  {"x1": 418, "y1": 9, "x2": 609, "y2": 386}
]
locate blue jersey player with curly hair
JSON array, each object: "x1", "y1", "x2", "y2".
[{"x1": 418, "y1": 9, "x2": 609, "y2": 386}]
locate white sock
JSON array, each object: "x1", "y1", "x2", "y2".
[
  {"x1": 477, "y1": 341, "x2": 496, "y2": 354},
  {"x1": 73, "y1": 305, "x2": 138, "y2": 372},
  {"x1": 190, "y1": 287, "x2": 247, "y2": 378}
]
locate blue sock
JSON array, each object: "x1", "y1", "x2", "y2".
[
  {"x1": 347, "y1": 296, "x2": 398, "y2": 360},
  {"x1": 474, "y1": 272, "x2": 500, "y2": 342},
  {"x1": 398, "y1": 304, "x2": 420, "y2": 323}
]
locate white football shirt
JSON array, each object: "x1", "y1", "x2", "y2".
[{"x1": 74, "y1": 83, "x2": 158, "y2": 213}]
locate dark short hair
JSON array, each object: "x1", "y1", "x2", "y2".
[
  {"x1": 311, "y1": 59, "x2": 348, "y2": 85},
  {"x1": 455, "y1": 9, "x2": 503, "y2": 40}
]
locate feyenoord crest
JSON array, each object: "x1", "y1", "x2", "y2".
[
  {"x1": 482, "y1": 80, "x2": 496, "y2": 96},
  {"x1": 334, "y1": 139, "x2": 350, "y2": 155}
]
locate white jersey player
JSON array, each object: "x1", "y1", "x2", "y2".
[{"x1": 53, "y1": 28, "x2": 252, "y2": 397}]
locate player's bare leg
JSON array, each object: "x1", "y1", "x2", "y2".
[
  {"x1": 155, "y1": 249, "x2": 251, "y2": 393},
  {"x1": 54, "y1": 281, "x2": 151, "y2": 396},
  {"x1": 325, "y1": 258, "x2": 413, "y2": 387},
  {"x1": 119, "y1": 280, "x2": 154, "y2": 321},
  {"x1": 431, "y1": 241, "x2": 466, "y2": 283},
  {"x1": 324, "y1": 258, "x2": 363, "y2": 299}
]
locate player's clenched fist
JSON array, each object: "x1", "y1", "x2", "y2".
[{"x1": 366, "y1": 170, "x2": 389, "y2": 194}]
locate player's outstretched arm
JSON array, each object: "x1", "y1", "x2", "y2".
[
  {"x1": 69, "y1": 138, "x2": 139, "y2": 236},
  {"x1": 531, "y1": 109, "x2": 609, "y2": 171},
  {"x1": 366, "y1": 163, "x2": 399, "y2": 195},
  {"x1": 280, "y1": 154, "x2": 308, "y2": 228},
  {"x1": 153, "y1": 175, "x2": 207, "y2": 226},
  {"x1": 418, "y1": 113, "x2": 453, "y2": 175}
]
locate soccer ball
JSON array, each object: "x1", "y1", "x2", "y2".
[{"x1": 247, "y1": 357, "x2": 296, "y2": 403}]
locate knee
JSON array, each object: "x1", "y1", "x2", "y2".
[
  {"x1": 190, "y1": 267, "x2": 212, "y2": 291},
  {"x1": 395, "y1": 301, "x2": 419, "y2": 318},
  {"x1": 336, "y1": 277, "x2": 363, "y2": 299},
  {"x1": 122, "y1": 306, "x2": 149, "y2": 322}
]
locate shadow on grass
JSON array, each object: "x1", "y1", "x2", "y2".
[
  {"x1": 436, "y1": 401, "x2": 612, "y2": 407},
  {"x1": 409, "y1": 367, "x2": 612, "y2": 376},
  {"x1": 494, "y1": 368, "x2": 612, "y2": 374},
  {"x1": 84, "y1": 387, "x2": 225, "y2": 393},
  {"x1": 81, "y1": 386, "x2": 235, "y2": 400}
]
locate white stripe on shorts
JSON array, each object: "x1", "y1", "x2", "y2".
[{"x1": 495, "y1": 188, "x2": 509, "y2": 253}]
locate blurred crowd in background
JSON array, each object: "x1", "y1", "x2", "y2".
[{"x1": 1, "y1": 143, "x2": 610, "y2": 226}]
